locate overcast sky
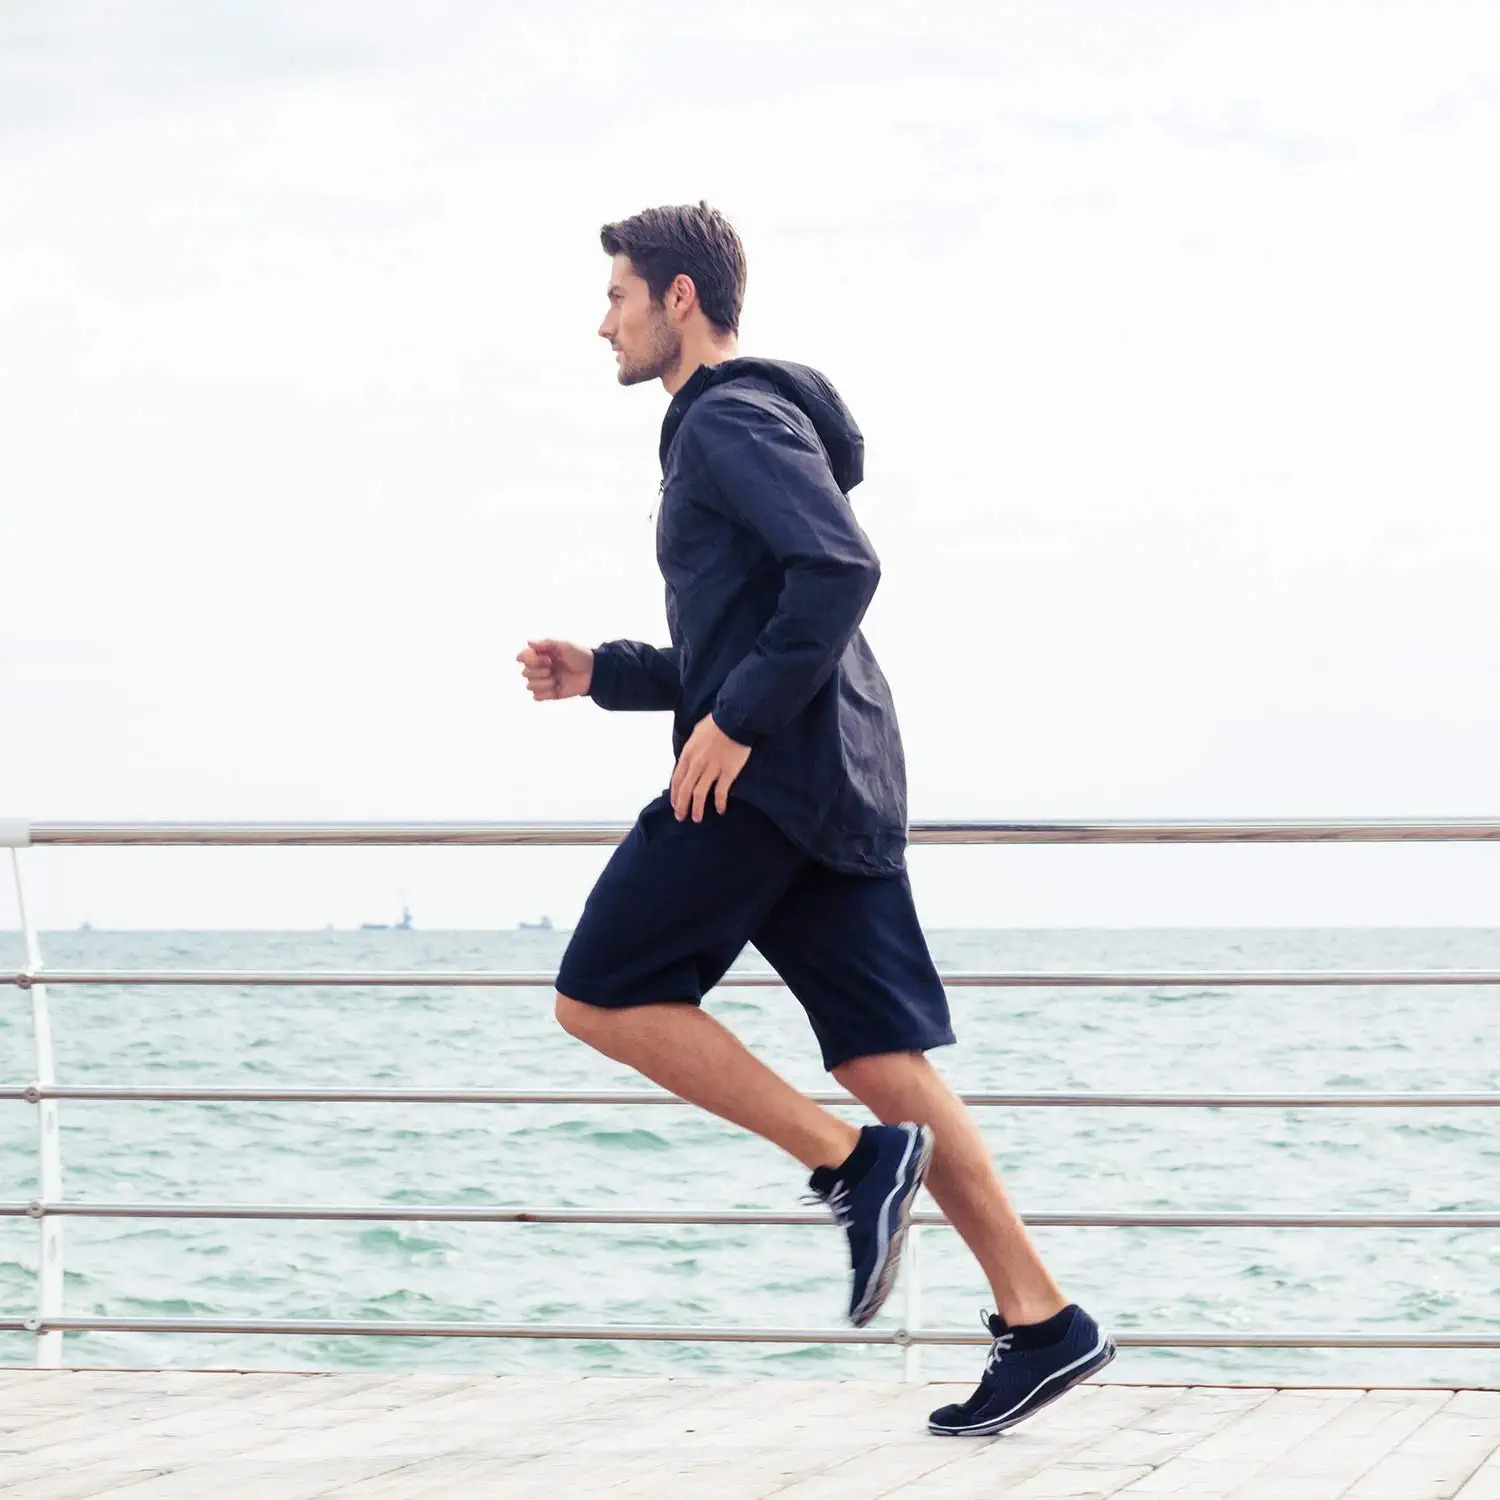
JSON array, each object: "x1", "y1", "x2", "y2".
[{"x1": 3, "y1": 1, "x2": 1498, "y2": 932}]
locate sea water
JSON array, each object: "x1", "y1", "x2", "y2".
[{"x1": 2, "y1": 926, "x2": 1498, "y2": 1388}]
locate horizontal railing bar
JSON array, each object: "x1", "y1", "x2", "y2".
[
  {"x1": 3, "y1": 1316, "x2": 1498, "y2": 1349},
  {"x1": 9, "y1": 968, "x2": 1500, "y2": 990},
  {"x1": 2, "y1": 1202, "x2": 1496, "y2": 1229},
  {"x1": 11, "y1": 816, "x2": 1500, "y2": 846},
  {"x1": 5, "y1": 1085, "x2": 1500, "y2": 1109}
]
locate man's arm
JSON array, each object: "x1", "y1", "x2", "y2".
[
  {"x1": 588, "y1": 639, "x2": 682, "y2": 713},
  {"x1": 684, "y1": 396, "x2": 880, "y2": 745},
  {"x1": 517, "y1": 637, "x2": 678, "y2": 711}
]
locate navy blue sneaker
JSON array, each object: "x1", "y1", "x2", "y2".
[
  {"x1": 928, "y1": 1304, "x2": 1116, "y2": 1436},
  {"x1": 806, "y1": 1122, "x2": 934, "y2": 1327}
]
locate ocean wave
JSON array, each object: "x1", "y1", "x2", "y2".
[
  {"x1": 503, "y1": 1122, "x2": 675, "y2": 1152},
  {"x1": 355, "y1": 1226, "x2": 455, "y2": 1258}
]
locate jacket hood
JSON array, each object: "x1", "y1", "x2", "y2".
[{"x1": 660, "y1": 357, "x2": 865, "y2": 494}]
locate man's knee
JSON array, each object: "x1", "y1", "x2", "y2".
[
  {"x1": 555, "y1": 991, "x2": 607, "y2": 1042},
  {"x1": 832, "y1": 1050, "x2": 928, "y2": 1117}
]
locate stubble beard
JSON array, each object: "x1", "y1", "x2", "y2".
[{"x1": 616, "y1": 307, "x2": 682, "y2": 387}]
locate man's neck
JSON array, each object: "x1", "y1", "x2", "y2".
[{"x1": 663, "y1": 339, "x2": 739, "y2": 396}]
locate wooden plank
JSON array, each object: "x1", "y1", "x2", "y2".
[
  {"x1": 98, "y1": 1455, "x2": 445, "y2": 1500},
  {"x1": 318, "y1": 1455, "x2": 536, "y2": 1498},
  {"x1": 563, "y1": 1380, "x2": 789, "y2": 1457},
  {"x1": 1225, "y1": 1389, "x2": 1454, "y2": 1499},
  {"x1": 1115, "y1": 1388, "x2": 1365, "y2": 1496},
  {"x1": 0, "y1": 1375, "x2": 315, "y2": 1490},
  {"x1": 977, "y1": 1389, "x2": 1278, "y2": 1499},
  {"x1": 0, "y1": 1372, "x2": 419, "y2": 1482},
  {"x1": 0, "y1": 1467, "x2": 179, "y2": 1500},
  {"x1": 1454, "y1": 1446, "x2": 1500, "y2": 1500},
  {"x1": 1002, "y1": 1465, "x2": 1159, "y2": 1498},
  {"x1": 722, "y1": 1438, "x2": 962, "y2": 1499},
  {"x1": 0, "y1": 1369, "x2": 223, "y2": 1439},
  {"x1": 1026, "y1": 1387, "x2": 1276, "y2": 1474},
  {"x1": 877, "y1": 1387, "x2": 1196, "y2": 1499},
  {"x1": 1344, "y1": 1390, "x2": 1500, "y2": 1499}
]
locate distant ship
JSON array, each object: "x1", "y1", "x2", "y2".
[
  {"x1": 518, "y1": 915, "x2": 554, "y2": 931},
  {"x1": 361, "y1": 904, "x2": 413, "y2": 931}
]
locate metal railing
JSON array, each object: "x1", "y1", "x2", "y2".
[{"x1": 5, "y1": 814, "x2": 1500, "y2": 1380}]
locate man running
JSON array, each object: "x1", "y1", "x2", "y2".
[{"x1": 517, "y1": 200, "x2": 1114, "y2": 1435}]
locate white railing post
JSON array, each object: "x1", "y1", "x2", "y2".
[
  {"x1": 900, "y1": 1225, "x2": 922, "y2": 1383},
  {"x1": 9, "y1": 845, "x2": 64, "y2": 1368}
]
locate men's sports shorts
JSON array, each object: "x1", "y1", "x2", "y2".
[{"x1": 555, "y1": 792, "x2": 956, "y2": 1072}]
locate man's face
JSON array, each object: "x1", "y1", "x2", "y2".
[{"x1": 598, "y1": 252, "x2": 681, "y2": 386}]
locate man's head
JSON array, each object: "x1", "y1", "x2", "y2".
[{"x1": 598, "y1": 201, "x2": 747, "y2": 389}]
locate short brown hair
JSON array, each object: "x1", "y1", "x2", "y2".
[{"x1": 601, "y1": 201, "x2": 747, "y2": 337}]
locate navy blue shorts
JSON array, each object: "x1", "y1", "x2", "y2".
[{"x1": 555, "y1": 793, "x2": 956, "y2": 1072}]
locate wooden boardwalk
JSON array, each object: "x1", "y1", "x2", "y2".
[{"x1": 1, "y1": 1371, "x2": 1499, "y2": 1498}]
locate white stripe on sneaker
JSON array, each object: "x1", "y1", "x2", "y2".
[
  {"x1": 928, "y1": 1332, "x2": 1115, "y2": 1435},
  {"x1": 851, "y1": 1123, "x2": 930, "y2": 1326}
]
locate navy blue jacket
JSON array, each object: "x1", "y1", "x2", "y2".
[{"x1": 588, "y1": 357, "x2": 907, "y2": 875}]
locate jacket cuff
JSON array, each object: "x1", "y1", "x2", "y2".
[
  {"x1": 587, "y1": 643, "x2": 621, "y2": 709},
  {"x1": 711, "y1": 701, "x2": 758, "y2": 747}
]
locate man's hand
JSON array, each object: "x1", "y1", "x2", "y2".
[
  {"x1": 517, "y1": 639, "x2": 593, "y2": 701},
  {"x1": 670, "y1": 713, "x2": 752, "y2": 822}
]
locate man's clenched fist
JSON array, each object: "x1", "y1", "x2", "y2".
[{"x1": 517, "y1": 639, "x2": 593, "y2": 701}]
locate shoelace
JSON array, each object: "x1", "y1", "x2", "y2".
[
  {"x1": 803, "y1": 1181, "x2": 854, "y2": 1228},
  {"x1": 982, "y1": 1311, "x2": 1016, "y2": 1376}
]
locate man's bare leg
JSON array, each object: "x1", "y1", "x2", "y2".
[
  {"x1": 556, "y1": 993, "x2": 859, "y2": 1170},
  {"x1": 833, "y1": 1049, "x2": 1067, "y2": 1327}
]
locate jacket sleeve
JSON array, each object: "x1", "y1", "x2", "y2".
[
  {"x1": 588, "y1": 639, "x2": 682, "y2": 713},
  {"x1": 683, "y1": 395, "x2": 881, "y2": 745}
]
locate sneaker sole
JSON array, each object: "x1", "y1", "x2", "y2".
[
  {"x1": 927, "y1": 1334, "x2": 1117, "y2": 1436},
  {"x1": 849, "y1": 1123, "x2": 934, "y2": 1328}
]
